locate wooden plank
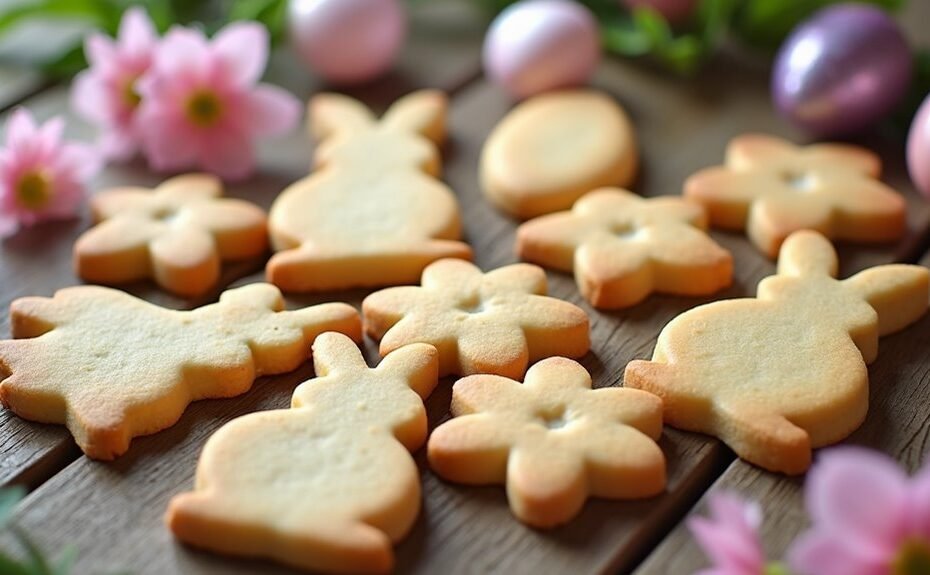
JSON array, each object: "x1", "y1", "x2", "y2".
[{"x1": 0, "y1": 1, "x2": 486, "y2": 489}]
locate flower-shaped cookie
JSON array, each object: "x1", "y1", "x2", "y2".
[
  {"x1": 362, "y1": 259, "x2": 590, "y2": 378},
  {"x1": 74, "y1": 173, "x2": 267, "y2": 296},
  {"x1": 428, "y1": 357, "x2": 665, "y2": 527},
  {"x1": 517, "y1": 188, "x2": 733, "y2": 308},
  {"x1": 0, "y1": 283, "x2": 360, "y2": 459},
  {"x1": 685, "y1": 134, "x2": 906, "y2": 258},
  {"x1": 168, "y1": 333, "x2": 438, "y2": 573}
]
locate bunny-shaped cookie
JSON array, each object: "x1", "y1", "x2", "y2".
[
  {"x1": 267, "y1": 91, "x2": 472, "y2": 292},
  {"x1": 167, "y1": 332, "x2": 438, "y2": 574},
  {"x1": 624, "y1": 231, "x2": 928, "y2": 474}
]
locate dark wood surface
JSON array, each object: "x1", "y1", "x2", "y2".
[{"x1": 1, "y1": 2, "x2": 930, "y2": 574}]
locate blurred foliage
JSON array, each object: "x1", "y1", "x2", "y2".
[
  {"x1": 0, "y1": 0, "x2": 911, "y2": 78},
  {"x1": 0, "y1": 487, "x2": 77, "y2": 575},
  {"x1": 478, "y1": 0, "x2": 905, "y2": 74}
]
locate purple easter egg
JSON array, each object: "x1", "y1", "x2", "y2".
[
  {"x1": 622, "y1": 0, "x2": 697, "y2": 24},
  {"x1": 772, "y1": 4, "x2": 911, "y2": 137},
  {"x1": 908, "y1": 92, "x2": 930, "y2": 200},
  {"x1": 288, "y1": 0, "x2": 407, "y2": 86},
  {"x1": 483, "y1": 0, "x2": 601, "y2": 99}
]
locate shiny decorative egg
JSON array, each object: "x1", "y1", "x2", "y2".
[
  {"x1": 288, "y1": 0, "x2": 407, "y2": 85},
  {"x1": 772, "y1": 4, "x2": 911, "y2": 137},
  {"x1": 483, "y1": 0, "x2": 601, "y2": 99},
  {"x1": 622, "y1": 0, "x2": 697, "y2": 24},
  {"x1": 907, "y1": 93, "x2": 930, "y2": 200}
]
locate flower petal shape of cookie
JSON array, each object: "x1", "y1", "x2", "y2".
[
  {"x1": 167, "y1": 332, "x2": 438, "y2": 574},
  {"x1": 481, "y1": 90, "x2": 638, "y2": 219},
  {"x1": 624, "y1": 231, "x2": 929, "y2": 475},
  {"x1": 267, "y1": 91, "x2": 472, "y2": 292},
  {"x1": 74, "y1": 173, "x2": 268, "y2": 297},
  {"x1": 684, "y1": 134, "x2": 906, "y2": 258},
  {"x1": 362, "y1": 259, "x2": 590, "y2": 378},
  {"x1": 428, "y1": 357, "x2": 665, "y2": 528},
  {"x1": 0, "y1": 283, "x2": 360, "y2": 460},
  {"x1": 517, "y1": 188, "x2": 733, "y2": 308}
]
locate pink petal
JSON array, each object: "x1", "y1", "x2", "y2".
[
  {"x1": 85, "y1": 33, "x2": 116, "y2": 68},
  {"x1": 56, "y1": 142, "x2": 102, "y2": 182},
  {"x1": 70, "y1": 71, "x2": 112, "y2": 124},
  {"x1": 199, "y1": 127, "x2": 255, "y2": 181},
  {"x1": 805, "y1": 447, "x2": 907, "y2": 557},
  {"x1": 788, "y1": 530, "x2": 888, "y2": 575},
  {"x1": 153, "y1": 27, "x2": 210, "y2": 79},
  {"x1": 0, "y1": 215, "x2": 17, "y2": 238},
  {"x1": 687, "y1": 493, "x2": 765, "y2": 575},
  {"x1": 6, "y1": 108, "x2": 38, "y2": 148},
  {"x1": 138, "y1": 106, "x2": 198, "y2": 172},
  {"x1": 907, "y1": 462, "x2": 930, "y2": 538},
  {"x1": 38, "y1": 117, "x2": 64, "y2": 149},
  {"x1": 211, "y1": 21, "x2": 268, "y2": 87},
  {"x1": 244, "y1": 84, "x2": 300, "y2": 136},
  {"x1": 117, "y1": 6, "x2": 158, "y2": 58},
  {"x1": 98, "y1": 128, "x2": 138, "y2": 162}
]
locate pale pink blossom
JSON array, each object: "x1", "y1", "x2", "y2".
[
  {"x1": 0, "y1": 109, "x2": 100, "y2": 237},
  {"x1": 71, "y1": 7, "x2": 158, "y2": 161},
  {"x1": 789, "y1": 447, "x2": 930, "y2": 575},
  {"x1": 688, "y1": 491, "x2": 768, "y2": 575},
  {"x1": 136, "y1": 22, "x2": 300, "y2": 181}
]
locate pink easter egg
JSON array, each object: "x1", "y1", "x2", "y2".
[
  {"x1": 908, "y1": 92, "x2": 930, "y2": 200},
  {"x1": 483, "y1": 0, "x2": 601, "y2": 99},
  {"x1": 622, "y1": 0, "x2": 697, "y2": 24},
  {"x1": 288, "y1": 0, "x2": 407, "y2": 85}
]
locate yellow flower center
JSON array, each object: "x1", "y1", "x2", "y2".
[
  {"x1": 15, "y1": 171, "x2": 51, "y2": 210},
  {"x1": 122, "y1": 77, "x2": 141, "y2": 109},
  {"x1": 185, "y1": 90, "x2": 223, "y2": 127},
  {"x1": 894, "y1": 539, "x2": 930, "y2": 575}
]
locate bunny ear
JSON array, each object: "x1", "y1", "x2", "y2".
[
  {"x1": 308, "y1": 93, "x2": 375, "y2": 141},
  {"x1": 381, "y1": 90, "x2": 447, "y2": 144},
  {"x1": 776, "y1": 231, "x2": 838, "y2": 278},
  {"x1": 844, "y1": 265, "x2": 929, "y2": 336}
]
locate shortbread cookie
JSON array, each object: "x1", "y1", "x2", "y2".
[
  {"x1": 428, "y1": 357, "x2": 665, "y2": 527},
  {"x1": 363, "y1": 259, "x2": 590, "y2": 378},
  {"x1": 684, "y1": 134, "x2": 906, "y2": 258},
  {"x1": 74, "y1": 173, "x2": 268, "y2": 297},
  {"x1": 481, "y1": 90, "x2": 638, "y2": 219},
  {"x1": 517, "y1": 188, "x2": 732, "y2": 308},
  {"x1": 267, "y1": 90, "x2": 472, "y2": 291},
  {"x1": 0, "y1": 284, "x2": 360, "y2": 460},
  {"x1": 624, "y1": 231, "x2": 928, "y2": 474},
  {"x1": 168, "y1": 333, "x2": 438, "y2": 574}
]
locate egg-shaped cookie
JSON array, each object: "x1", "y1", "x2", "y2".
[{"x1": 481, "y1": 90, "x2": 638, "y2": 219}]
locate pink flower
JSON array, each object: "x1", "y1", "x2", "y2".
[
  {"x1": 688, "y1": 492, "x2": 768, "y2": 575},
  {"x1": 0, "y1": 109, "x2": 100, "y2": 237},
  {"x1": 71, "y1": 7, "x2": 158, "y2": 161},
  {"x1": 136, "y1": 22, "x2": 300, "y2": 181},
  {"x1": 789, "y1": 447, "x2": 930, "y2": 575}
]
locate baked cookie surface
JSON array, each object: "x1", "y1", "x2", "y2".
[
  {"x1": 517, "y1": 188, "x2": 732, "y2": 308},
  {"x1": 685, "y1": 134, "x2": 906, "y2": 257},
  {"x1": 0, "y1": 283, "x2": 360, "y2": 459},
  {"x1": 428, "y1": 357, "x2": 665, "y2": 528},
  {"x1": 267, "y1": 90, "x2": 472, "y2": 291},
  {"x1": 481, "y1": 90, "x2": 638, "y2": 219},
  {"x1": 624, "y1": 231, "x2": 928, "y2": 474},
  {"x1": 167, "y1": 333, "x2": 438, "y2": 574},
  {"x1": 74, "y1": 173, "x2": 267, "y2": 297},
  {"x1": 363, "y1": 259, "x2": 590, "y2": 378}
]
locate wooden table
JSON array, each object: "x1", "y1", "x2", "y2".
[{"x1": 2, "y1": 3, "x2": 930, "y2": 573}]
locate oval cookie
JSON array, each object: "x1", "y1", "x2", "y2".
[{"x1": 481, "y1": 90, "x2": 638, "y2": 219}]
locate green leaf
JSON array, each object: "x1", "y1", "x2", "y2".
[
  {"x1": 0, "y1": 487, "x2": 25, "y2": 528},
  {"x1": 52, "y1": 545, "x2": 76, "y2": 575},
  {"x1": 40, "y1": 43, "x2": 87, "y2": 78},
  {"x1": 601, "y1": 23, "x2": 652, "y2": 56},
  {"x1": 0, "y1": 0, "x2": 109, "y2": 34},
  {"x1": 0, "y1": 553, "x2": 32, "y2": 575},
  {"x1": 11, "y1": 525, "x2": 53, "y2": 575}
]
